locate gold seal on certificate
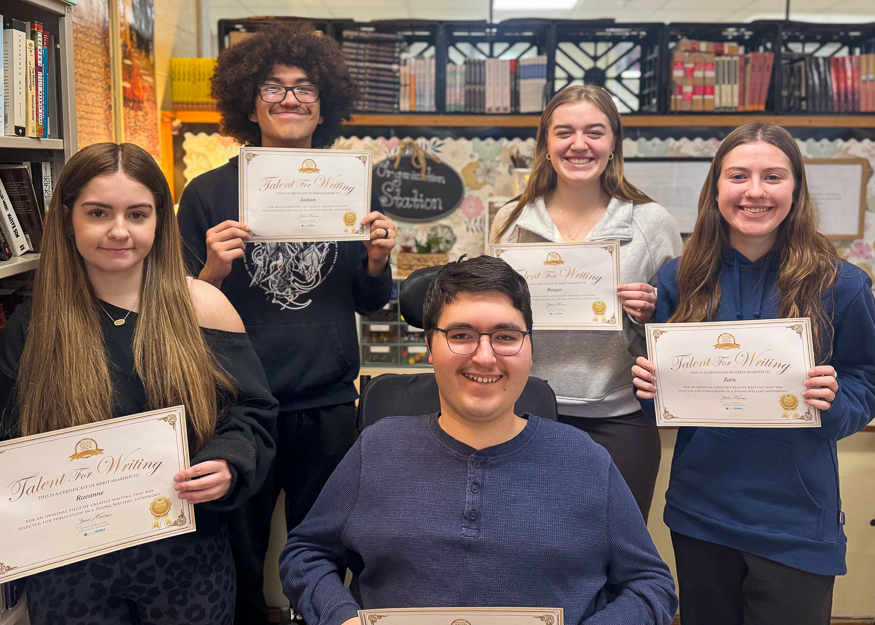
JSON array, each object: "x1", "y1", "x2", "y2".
[
  {"x1": 239, "y1": 147, "x2": 372, "y2": 242},
  {"x1": 149, "y1": 497, "x2": 173, "y2": 528},
  {"x1": 490, "y1": 242, "x2": 621, "y2": 331},
  {"x1": 70, "y1": 438, "x2": 104, "y2": 460},
  {"x1": 358, "y1": 607, "x2": 563, "y2": 625},
  {"x1": 646, "y1": 318, "x2": 820, "y2": 427},
  {"x1": 0, "y1": 406, "x2": 196, "y2": 583}
]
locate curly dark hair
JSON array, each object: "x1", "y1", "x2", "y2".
[{"x1": 211, "y1": 21, "x2": 355, "y2": 148}]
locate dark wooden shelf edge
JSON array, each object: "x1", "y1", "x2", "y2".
[{"x1": 167, "y1": 110, "x2": 875, "y2": 128}]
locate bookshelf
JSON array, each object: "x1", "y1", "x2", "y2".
[{"x1": 0, "y1": 0, "x2": 76, "y2": 284}]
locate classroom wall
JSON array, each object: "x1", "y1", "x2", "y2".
[{"x1": 153, "y1": 0, "x2": 199, "y2": 111}]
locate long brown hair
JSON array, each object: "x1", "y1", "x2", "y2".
[
  {"x1": 496, "y1": 85, "x2": 652, "y2": 240},
  {"x1": 17, "y1": 143, "x2": 236, "y2": 452},
  {"x1": 671, "y1": 123, "x2": 838, "y2": 361}
]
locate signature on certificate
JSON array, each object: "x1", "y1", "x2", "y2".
[{"x1": 76, "y1": 511, "x2": 112, "y2": 530}]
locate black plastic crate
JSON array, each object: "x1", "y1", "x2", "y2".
[
  {"x1": 777, "y1": 21, "x2": 875, "y2": 113},
  {"x1": 217, "y1": 17, "x2": 332, "y2": 52},
  {"x1": 554, "y1": 21, "x2": 664, "y2": 114},
  {"x1": 443, "y1": 19, "x2": 553, "y2": 114},
  {"x1": 666, "y1": 21, "x2": 781, "y2": 114},
  {"x1": 332, "y1": 20, "x2": 441, "y2": 113}
]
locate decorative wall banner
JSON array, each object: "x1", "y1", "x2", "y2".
[{"x1": 372, "y1": 140, "x2": 465, "y2": 222}]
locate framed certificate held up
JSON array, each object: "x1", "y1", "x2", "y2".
[
  {"x1": 0, "y1": 407, "x2": 195, "y2": 583},
  {"x1": 490, "y1": 242, "x2": 622, "y2": 331},
  {"x1": 239, "y1": 147, "x2": 372, "y2": 242},
  {"x1": 646, "y1": 318, "x2": 820, "y2": 428}
]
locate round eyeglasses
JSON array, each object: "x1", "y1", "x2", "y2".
[
  {"x1": 433, "y1": 327, "x2": 530, "y2": 356},
  {"x1": 257, "y1": 83, "x2": 320, "y2": 104}
]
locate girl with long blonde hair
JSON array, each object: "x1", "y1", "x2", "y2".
[
  {"x1": 0, "y1": 143, "x2": 277, "y2": 625},
  {"x1": 633, "y1": 123, "x2": 875, "y2": 624},
  {"x1": 490, "y1": 85, "x2": 682, "y2": 520}
]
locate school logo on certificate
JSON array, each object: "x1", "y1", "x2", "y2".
[{"x1": 714, "y1": 333, "x2": 740, "y2": 349}]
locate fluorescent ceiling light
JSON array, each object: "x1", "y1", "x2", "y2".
[{"x1": 493, "y1": 0, "x2": 579, "y2": 8}]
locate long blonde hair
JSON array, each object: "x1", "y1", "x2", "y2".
[
  {"x1": 496, "y1": 85, "x2": 652, "y2": 240},
  {"x1": 671, "y1": 123, "x2": 838, "y2": 361},
  {"x1": 18, "y1": 143, "x2": 235, "y2": 453}
]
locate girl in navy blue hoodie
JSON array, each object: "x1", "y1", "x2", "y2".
[{"x1": 633, "y1": 123, "x2": 875, "y2": 625}]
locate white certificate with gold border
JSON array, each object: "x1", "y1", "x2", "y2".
[
  {"x1": 490, "y1": 242, "x2": 621, "y2": 330},
  {"x1": 646, "y1": 319, "x2": 820, "y2": 427},
  {"x1": 0, "y1": 406, "x2": 195, "y2": 582},
  {"x1": 358, "y1": 607, "x2": 563, "y2": 625},
  {"x1": 239, "y1": 147, "x2": 372, "y2": 242}
]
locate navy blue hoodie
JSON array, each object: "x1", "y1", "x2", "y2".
[
  {"x1": 656, "y1": 249, "x2": 875, "y2": 575},
  {"x1": 178, "y1": 157, "x2": 393, "y2": 412}
]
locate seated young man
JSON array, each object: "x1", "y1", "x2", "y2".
[{"x1": 280, "y1": 255, "x2": 678, "y2": 625}]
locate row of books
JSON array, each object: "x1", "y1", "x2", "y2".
[
  {"x1": 0, "y1": 162, "x2": 50, "y2": 261},
  {"x1": 670, "y1": 39, "x2": 774, "y2": 112},
  {"x1": 2, "y1": 15, "x2": 60, "y2": 138},
  {"x1": 170, "y1": 58, "x2": 217, "y2": 110},
  {"x1": 399, "y1": 57, "x2": 437, "y2": 113},
  {"x1": 445, "y1": 56, "x2": 548, "y2": 114},
  {"x1": 0, "y1": 579, "x2": 23, "y2": 617},
  {"x1": 781, "y1": 54, "x2": 875, "y2": 113},
  {"x1": 342, "y1": 29, "x2": 406, "y2": 114}
]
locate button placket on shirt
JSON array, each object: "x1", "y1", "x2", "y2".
[{"x1": 462, "y1": 455, "x2": 484, "y2": 538}]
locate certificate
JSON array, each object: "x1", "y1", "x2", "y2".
[
  {"x1": 239, "y1": 147, "x2": 372, "y2": 242},
  {"x1": 646, "y1": 319, "x2": 820, "y2": 427},
  {"x1": 490, "y1": 242, "x2": 621, "y2": 330},
  {"x1": 0, "y1": 406, "x2": 195, "y2": 583},
  {"x1": 358, "y1": 607, "x2": 563, "y2": 625}
]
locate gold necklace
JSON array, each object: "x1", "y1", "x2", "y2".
[
  {"x1": 98, "y1": 301, "x2": 136, "y2": 327},
  {"x1": 557, "y1": 204, "x2": 599, "y2": 242}
]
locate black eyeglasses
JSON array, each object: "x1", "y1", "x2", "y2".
[
  {"x1": 433, "y1": 327, "x2": 530, "y2": 356},
  {"x1": 257, "y1": 83, "x2": 320, "y2": 104}
]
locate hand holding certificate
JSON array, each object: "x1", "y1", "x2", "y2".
[
  {"x1": 490, "y1": 242, "x2": 621, "y2": 330},
  {"x1": 0, "y1": 407, "x2": 195, "y2": 583},
  {"x1": 638, "y1": 319, "x2": 821, "y2": 427},
  {"x1": 240, "y1": 147, "x2": 372, "y2": 242}
]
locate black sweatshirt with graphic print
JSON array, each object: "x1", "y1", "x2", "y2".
[{"x1": 177, "y1": 157, "x2": 393, "y2": 412}]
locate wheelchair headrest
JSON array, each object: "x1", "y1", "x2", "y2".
[{"x1": 399, "y1": 264, "x2": 444, "y2": 330}]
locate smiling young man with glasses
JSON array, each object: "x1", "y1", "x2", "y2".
[
  {"x1": 177, "y1": 22, "x2": 396, "y2": 625},
  {"x1": 280, "y1": 255, "x2": 678, "y2": 625}
]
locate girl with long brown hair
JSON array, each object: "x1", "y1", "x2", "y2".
[
  {"x1": 633, "y1": 123, "x2": 875, "y2": 624},
  {"x1": 490, "y1": 85, "x2": 682, "y2": 520},
  {"x1": 0, "y1": 143, "x2": 277, "y2": 625}
]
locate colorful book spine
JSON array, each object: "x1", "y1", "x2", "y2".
[{"x1": 3, "y1": 18, "x2": 27, "y2": 137}]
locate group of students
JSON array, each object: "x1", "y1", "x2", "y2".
[{"x1": 0, "y1": 18, "x2": 874, "y2": 625}]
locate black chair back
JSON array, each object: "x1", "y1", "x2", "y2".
[{"x1": 357, "y1": 372, "x2": 558, "y2": 431}]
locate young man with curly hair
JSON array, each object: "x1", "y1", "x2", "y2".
[{"x1": 177, "y1": 22, "x2": 396, "y2": 625}]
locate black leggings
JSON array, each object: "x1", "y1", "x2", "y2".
[
  {"x1": 227, "y1": 402, "x2": 358, "y2": 625},
  {"x1": 671, "y1": 531, "x2": 834, "y2": 625},
  {"x1": 558, "y1": 409, "x2": 661, "y2": 521},
  {"x1": 26, "y1": 528, "x2": 235, "y2": 625}
]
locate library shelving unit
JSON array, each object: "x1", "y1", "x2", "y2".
[
  {"x1": 1, "y1": 2, "x2": 74, "y2": 619},
  {"x1": 0, "y1": 0, "x2": 77, "y2": 286}
]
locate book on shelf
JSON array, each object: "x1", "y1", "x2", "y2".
[
  {"x1": 170, "y1": 58, "x2": 217, "y2": 110},
  {"x1": 447, "y1": 55, "x2": 545, "y2": 114},
  {"x1": 3, "y1": 14, "x2": 59, "y2": 138},
  {"x1": 669, "y1": 37, "x2": 773, "y2": 113},
  {"x1": 781, "y1": 53, "x2": 875, "y2": 113},
  {"x1": 3, "y1": 18, "x2": 27, "y2": 137},
  {"x1": 0, "y1": 175, "x2": 30, "y2": 257},
  {"x1": 0, "y1": 164, "x2": 43, "y2": 252}
]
